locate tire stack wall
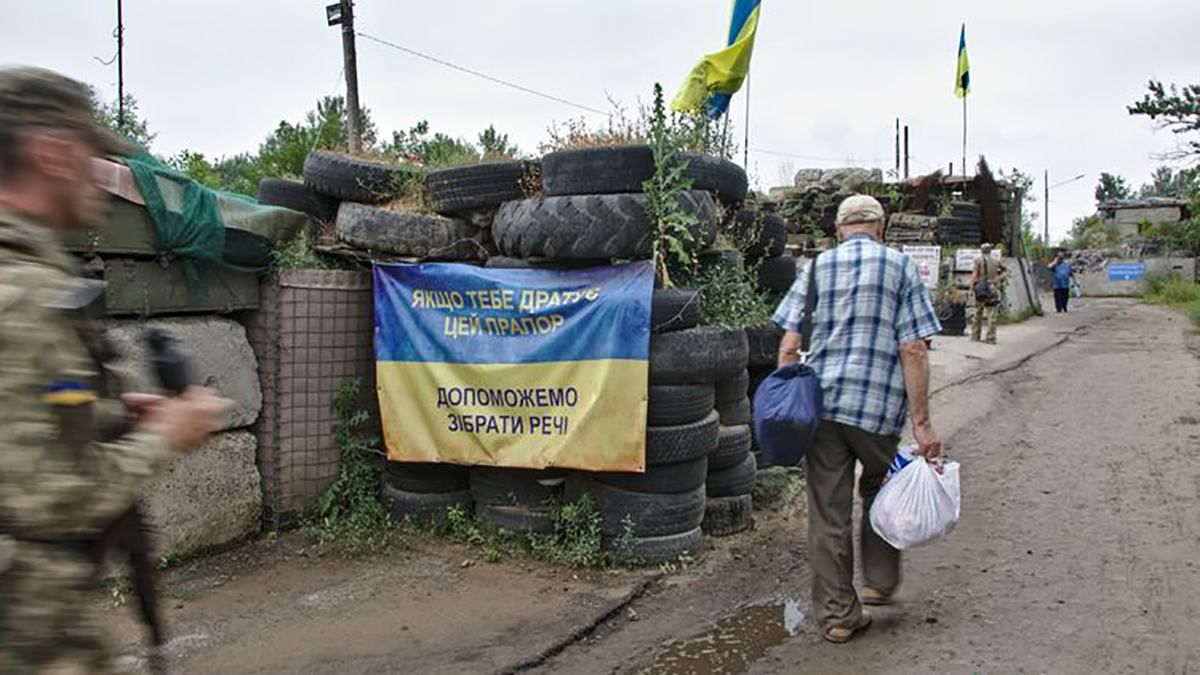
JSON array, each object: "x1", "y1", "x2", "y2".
[
  {"x1": 295, "y1": 153, "x2": 545, "y2": 523},
  {"x1": 494, "y1": 145, "x2": 751, "y2": 561}
]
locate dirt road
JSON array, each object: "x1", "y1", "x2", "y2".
[{"x1": 111, "y1": 300, "x2": 1200, "y2": 674}]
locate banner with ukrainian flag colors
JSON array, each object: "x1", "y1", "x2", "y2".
[
  {"x1": 374, "y1": 261, "x2": 654, "y2": 472},
  {"x1": 672, "y1": 0, "x2": 761, "y2": 119}
]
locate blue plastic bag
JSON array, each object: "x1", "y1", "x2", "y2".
[{"x1": 752, "y1": 362, "x2": 824, "y2": 466}]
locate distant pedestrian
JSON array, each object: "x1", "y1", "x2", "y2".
[
  {"x1": 968, "y1": 244, "x2": 1010, "y2": 344},
  {"x1": 1049, "y1": 253, "x2": 1076, "y2": 313},
  {"x1": 774, "y1": 195, "x2": 943, "y2": 644}
]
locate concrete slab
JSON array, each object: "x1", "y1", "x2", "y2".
[
  {"x1": 105, "y1": 317, "x2": 263, "y2": 430},
  {"x1": 142, "y1": 431, "x2": 262, "y2": 560}
]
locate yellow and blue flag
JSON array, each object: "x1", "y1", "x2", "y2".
[
  {"x1": 672, "y1": 0, "x2": 761, "y2": 119},
  {"x1": 955, "y1": 24, "x2": 971, "y2": 99},
  {"x1": 373, "y1": 262, "x2": 654, "y2": 472}
]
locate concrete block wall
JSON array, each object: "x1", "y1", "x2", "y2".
[
  {"x1": 1076, "y1": 257, "x2": 1198, "y2": 297},
  {"x1": 105, "y1": 317, "x2": 264, "y2": 559}
]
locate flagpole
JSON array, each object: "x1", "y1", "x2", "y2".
[
  {"x1": 742, "y1": 73, "x2": 751, "y2": 170},
  {"x1": 962, "y1": 94, "x2": 967, "y2": 177}
]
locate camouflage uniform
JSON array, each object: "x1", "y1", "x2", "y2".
[
  {"x1": 971, "y1": 254, "x2": 1003, "y2": 344},
  {"x1": 0, "y1": 69, "x2": 171, "y2": 674}
]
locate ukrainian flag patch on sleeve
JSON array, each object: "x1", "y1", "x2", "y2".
[{"x1": 43, "y1": 380, "x2": 98, "y2": 406}]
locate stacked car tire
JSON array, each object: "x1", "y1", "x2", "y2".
[
  {"x1": 937, "y1": 201, "x2": 984, "y2": 246},
  {"x1": 324, "y1": 144, "x2": 761, "y2": 560},
  {"x1": 264, "y1": 151, "x2": 542, "y2": 261},
  {"x1": 381, "y1": 461, "x2": 473, "y2": 525}
]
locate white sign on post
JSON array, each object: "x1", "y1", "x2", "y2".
[
  {"x1": 903, "y1": 245, "x2": 942, "y2": 290},
  {"x1": 954, "y1": 247, "x2": 1003, "y2": 272}
]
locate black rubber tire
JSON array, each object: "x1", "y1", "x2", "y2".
[
  {"x1": 567, "y1": 477, "x2": 706, "y2": 537},
  {"x1": 425, "y1": 161, "x2": 537, "y2": 214},
  {"x1": 745, "y1": 323, "x2": 784, "y2": 369},
  {"x1": 303, "y1": 150, "x2": 418, "y2": 203},
  {"x1": 468, "y1": 467, "x2": 565, "y2": 507},
  {"x1": 710, "y1": 424, "x2": 753, "y2": 471},
  {"x1": 646, "y1": 410, "x2": 720, "y2": 465},
  {"x1": 756, "y1": 256, "x2": 798, "y2": 295},
  {"x1": 732, "y1": 210, "x2": 787, "y2": 260},
  {"x1": 651, "y1": 289, "x2": 701, "y2": 333},
  {"x1": 702, "y1": 495, "x2": 754, "y2": 537},
  {"x1": 592, "y1": 455, "x2": 708, "y2": 494},
  {"x1": 618, "y1": 527, "x2": 703, "y2": 564},
  {"x1": 476, "y1": 503, "x2": 556, "y2": 535},
  {"x1": 482, "y1": 256, "x2": 606, "y2": 270},
  {"x1": 950, "y1": 202, "x2": 982, "y2": 219},
  {"x1": 541, "y1": 145, "x2": 748, "y2": 204},
  {"x1": 383, "y1": 462, "x2": 470, "y2": 494},
  {"x1": 336, "y1": 202, "x2": 482, "y2": 259},
  {"x1": 647, "y1": 384, "x2": 715, "y2": 427},
  {"x1": 381, "y1": 484, "x2": 473, "y2": 524},
  {"x1": 748, "y1": 367, "x2": 773, "y2": 403},
  {"x1": 716, "y1": 397, "x2": 751, "y2": 426},
  {"x1": 650, "y1": 326, "x2": 749, "y2": 385},
  {"x1": 256, "y1": 178, "x2": 339, "y2": 223},
  {"x1": 706, "y1": 453, "x2": 757, "y2": 498},
  {"x1": 714, "y1": 370, "x2": 749, "y2": 405},
  {"x1": 493, "y1": 191, "x2": 718, "y2": 260}
]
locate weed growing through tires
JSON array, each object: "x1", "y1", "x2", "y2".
[
  {"x1": 305, "y1": 379, "x2": 403, "y2": 557},
  {"x1": 423, "y1": 496, "x2": 642, "y2": 569},
  {"x1": 692, "y1": 261, "x2": 774, "y2": 328},
  {"x1": 644, "y1": 84, "x2": 701, "y2": 287},
  {"x1": 272, "y1": 229, "x2": 332, "y2": 271}
]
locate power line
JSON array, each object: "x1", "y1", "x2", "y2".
[
  {"x1": 356, "y1": 31, "x2": 610, "y2": 117},
  {"x1": 749, "y1": 147, "x2": 884, "y2": 166}
]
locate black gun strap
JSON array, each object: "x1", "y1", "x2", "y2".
[{"x1": 800, "y1": 259, "x2": 819, "y2": 354}]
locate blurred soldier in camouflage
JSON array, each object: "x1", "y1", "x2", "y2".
[{"x1": 0, "y1": 67, "x2": 230, "y2": 673}]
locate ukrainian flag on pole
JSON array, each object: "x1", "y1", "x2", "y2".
[
  {"x1": 672, "y1": 0, "x2": 761, "y2": 119},
  {"x1": 954, "y1": 24, "x2": 971, "y2": 98}
]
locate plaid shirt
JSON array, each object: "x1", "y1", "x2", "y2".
[{"x1": 772, "y1": 234, "x2": 941, "y2": 436}]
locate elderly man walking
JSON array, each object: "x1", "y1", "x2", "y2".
[{"x1": 774, "y1": 195, "x2": 944, "y2": 643}]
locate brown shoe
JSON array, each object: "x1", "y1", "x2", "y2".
[
  {"x1": 824, "y1": 610, "x2": 873, "y2": 644},
  {"x1": 860, "y1": 587, "x2": 893, "y2": 606}
]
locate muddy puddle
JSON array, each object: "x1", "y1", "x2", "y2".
[{"x1": 638, "y1": 598, "x2": 807, "y2": 674}]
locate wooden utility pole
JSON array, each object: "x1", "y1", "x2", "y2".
[
  {"x1": 903, "y1": 125, "x2": 910, "y2": 180},
  {"x1": 116, "y1": 0, "x2": 125, "y2": 130},
  {"x1": 1044, "y1": 169, "x2": 1050, "y2": 246},
  {"x1": 340, "y1": 0, "x2": 363, "y2": 153}
]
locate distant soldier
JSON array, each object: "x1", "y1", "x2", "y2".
[
  {"x1": 0, "y1": 66, "x2": 230, "y2": 673},
  {"x1": 968, "y1": 243, "x2": 1010, "y2": 344}
]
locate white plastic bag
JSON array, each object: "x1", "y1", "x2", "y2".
[{"x1": 869, "y1": 456, "x2": 960, "y2": 550}]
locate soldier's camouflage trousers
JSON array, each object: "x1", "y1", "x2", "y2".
[
  {"x1": 972, "y1": 303, "x2": 998, "y2": 344},
  {"x1": 0, "y1": 537, "x2": 121, "y2": 674}
]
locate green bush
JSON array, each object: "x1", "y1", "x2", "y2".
[
  {"x1": 1145, "y1": 273, "x2": 1200, "y2": 306},
  {"x1": 1190, "y1": 298, "x2": 1200, "y2": 327}
]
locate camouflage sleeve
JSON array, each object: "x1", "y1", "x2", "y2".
[{"x1": 0, "y1": 264, "x2": 174, "y2": 537}]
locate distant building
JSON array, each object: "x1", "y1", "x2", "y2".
[{"x1": 1099, "y1": 198, "x2": 1191, "y2": 239}]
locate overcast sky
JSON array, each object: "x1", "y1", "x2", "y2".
[{"x1": 3, "y1": 1, "x2": 1198, "y2": 242}]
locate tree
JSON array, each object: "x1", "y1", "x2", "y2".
[
  {"x1": 478, "y1": 125, "x2": 519, "y2": 160},
  {"x1": 1068, "y1": 214, "x2": 1122, "y2": 249},
  {"x1": 171, "y1": 95, "x2": 376, "y2": 195},
  {"x1": 1128, "y1": 81, "x2": 1200, "y2": 161},
  {"x1": 1137, "y1": 165, "x2": 1200, "y2": 199},
  {"x1": 385, "y1": 120, "x2": 479, "y2": 168},
  {"x1": 88, "y1": 86, "x2": 155, "y2": 149},
  {"x1": 1094, "y1": 172, "x2": 1132, "y2": 204}
]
